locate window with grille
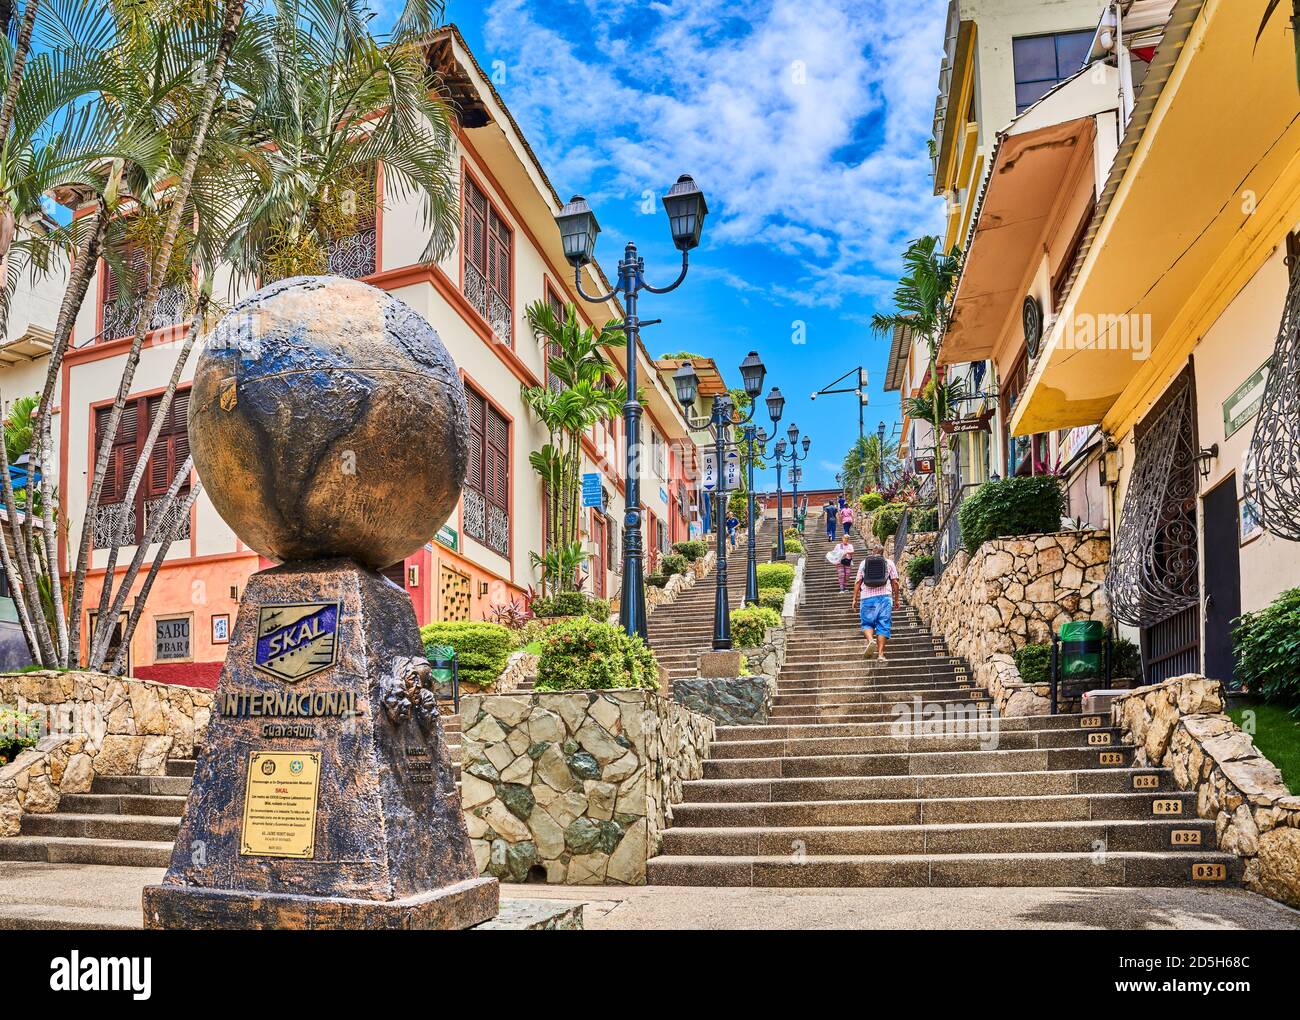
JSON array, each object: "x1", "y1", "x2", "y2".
[
  {"x1": 544, "y1": 286, "x2": 564, "y2": 392},
  {"x1": 93, "y1": 389, "x2": 192, "y2": 548},
  {"x1": 464, "y1": 387, "x2": 510, "y2": 557},
  {"x1": 100, "y1": 244, "x2": 189, "y2": 344},
  {"x1": 463, "y1": 175, "x2": 513, "y2": 346},
  {"x1": 324, "y1": 165, "x2": 378, "y2": 279}
]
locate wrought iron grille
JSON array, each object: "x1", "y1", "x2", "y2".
[
  {"x1": 101, "y1": 284, "x2": 189, "y2": 343},
  {"x1": 1246, "y1": 260, "x2": 1300, "y2": 540},
  {"x1": 326, "y1": 226, "x2": 377, "y2": 280},
  {"x1": 463, "y1": 486, "x2": 487, "y2": 546},
  {"x1": 93, "y1": 503, "x2": 135, "y2": 549},
  {"x1": 486, "y1": 504, "x2": 509, "y2": 557},
  {"x1": 1107, "y1": 371, "x2": 1200, "y2": 627},
  {"x1": 464, "y1": 262, "x2": 513, "y2": 345},
  {"x1": 145, "y1": 494, "x2": 191, "y2": 543}
]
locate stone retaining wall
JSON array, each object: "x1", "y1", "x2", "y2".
[
  {"x1": 0, "y1": 671, "x2": 213, "y2": 836},
  {"x1": 459, "y1": 690, "x2": 713, "y2": 885},
  {"x1": 1114, "y1": 676, "x2": 1300, "y2": 908},
  {"x1": 674, "y1": 675, "x2": 779, "y2": 725},
  {"x1": 910, "y1": 530, "x2": 1110, "y2": 716},
  {"x1": 644, "y1": 550, "x2": 715, "y2": 617}
]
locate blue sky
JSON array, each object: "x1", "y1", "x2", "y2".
[{"x1": 409, "y1": 0, "x2": 950, "y2": 488}]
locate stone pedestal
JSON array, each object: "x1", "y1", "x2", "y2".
[
  {"x1": 698, "y1": 650, "x2": 743, "y2": 678},
  {"x1": 143, "y1": 560, "x2": 497, "y2": 930}
]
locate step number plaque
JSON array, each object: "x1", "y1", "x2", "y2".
[{"x1": 240, "y1": 751, "x2": 322, "y2": 858}]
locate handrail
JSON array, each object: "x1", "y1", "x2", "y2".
[{"x1": 933, "y1": 482, "x2": 980, "y2": 577}]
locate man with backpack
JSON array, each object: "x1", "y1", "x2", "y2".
[{"x1": 853, "y1": 541, "x2": 899, "y2": 661}]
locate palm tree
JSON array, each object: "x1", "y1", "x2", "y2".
[
  {"x1": 903, "y1": 377, "x2": 968, "y2": 429},
  {"x1": 841, "y1": 432, "x2": 899, "y2": 499},
  {"x1": 222, "y1": 0, "x2": 458, "y2": 284},
  {"x1": 871, "y1": 236, "x2": 961, "y2": 517},
  {"x1": 521, "y1": 300, "x2": 625, "y2": 592}
]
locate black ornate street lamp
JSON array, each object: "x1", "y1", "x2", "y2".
[
  {"x1": 733, "y1": 386, "x2": 785, "y2": 604},
  {"x1": 556, "y1": 175, "x2": 708, "y2": 641},
  {"x1": 876, "y1": 420, "x2": 887, "y2": 491},
  {"x1": 672, "y1": 352, "x2": 769, "y2": 649},
  {"x1": 773, "y1": 425, "x2": 811, "y2": 560}
]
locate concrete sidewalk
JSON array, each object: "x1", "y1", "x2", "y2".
[{"x1": 0, "y1": 861, "x2": 1297, "y2": 929}]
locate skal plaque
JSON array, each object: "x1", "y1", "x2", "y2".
[{"x1": 240, "y1": 751, "x2": 321, "y2": 858}]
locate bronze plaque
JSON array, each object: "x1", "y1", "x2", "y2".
[
  {"x1": 1171, "y1": 829, "x2": 1202, "y2": 846},
  {"x1": 1192, "y1": 863, "x2": 1228, "y2": 881},
  {"x1": 1087, "y1": 732, "x2": 1112, "y2": 746},
  {"x1": 240, "y1": 751, "x2": 322, "y2": 858},
  {"x1": 1099, "y1": 751, "x2": 1124, "y2": 765},
  {"x1": 1079, "y1": 715, "x2": 1102, "y2": 728},
  {"x1": 1153, "y1": 798, "x2": 1183, "y2": 815},
  {"x1": 1133, "y1": 774, "x2": 1160, "y2": 789}
]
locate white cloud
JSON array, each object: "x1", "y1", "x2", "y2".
[{"x1": 481, "y1": 0, "x2": 947, "y2": 308}]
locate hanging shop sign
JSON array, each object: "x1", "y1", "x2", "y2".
[
  {"x1": 1023, "y1": 295, "x2": 1044, "y2": 359},
  {"x1": 940, "y1": 407, "x2": 995, "y2": 435},
  {"x1": 1222, "y1": 358, "x2": 1272, "y2": 439}
]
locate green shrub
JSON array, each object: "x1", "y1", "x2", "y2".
[
  {"x1": 1233, "y1": 587, "x2": 1300, "y2": 710},
  {"x1": 858, "y1": 492, "x2": 884, "y2": 513},
  {"x1": 0, "y1": 708, "x2": 39, "y2": 766},
  {"x1": 420, "y1": 621, "x2": 514, "y2": 689},
  {"x1": 646, "y1": 573, "x2": 669, "y2": 589},
  {"x1": 958, "y1": 476, "x2": 1065, "y2": 554},
  {"x1": 672, "y1": 540, "x2": 707, "y2": 562},
  {"x1": 872, "y1": 502, "x2": 907, "y2": 542},
  {"x1": 530, "y1": 591, "x2": 610, "y2": 621},
  {"x1": 534, "y1": 618, "x2": 659, "y2": 692},
  {"x1": 785, "y1": 538, "x2": 805, "y2": 555},
  {"x1": 660, "y1": 553, "x2": 689, "y2": 577},
  {"x1": 785, "y1": 527, "x2": 801, "y2": 542},
  {"x1": 727, "y1": 489, "x2": 748, "y2": 517},
  {"x1": 757, "y1": 586, "x2": 786, "y2": 612},
  {"x1": 911, "y1": 505, "x2": 939, "y2": 532},
  {"x1": 1013, "y1": 643, "x2": 1052, "y2": 685},
  {"x1": 756, "y1": 562, "x2": 795, "y2": 593},
  {"x1": 731, "y1": 606, "x2": 781, "y2": 647},
  {"x1": 1112, "y1": 637, "x2": 1141, "y2": 680},
  {"x1": 906, "y1": 554, "x2": 935, "y2": 588}
]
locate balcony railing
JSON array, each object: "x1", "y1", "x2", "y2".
[
  {"x1": 101, "y1": 284, "x2": 190, "y2": 343},
  {"x1": 326, "y1": 226, "x2": 377, "y2": 280},
  {"x1": 464, "y1": 261, "x2": 512, "y2": 345},
  {"x1": 463, "y1": 485, "x2": 508, "y2": 557}
]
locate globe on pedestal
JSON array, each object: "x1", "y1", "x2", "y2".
[{"x1": 189, "y1": 275, "x2": 469, "y2": 569}]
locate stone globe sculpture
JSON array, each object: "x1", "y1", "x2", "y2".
[{"x1": 189, "y1": 276, "x2": 469, "y2": 569}]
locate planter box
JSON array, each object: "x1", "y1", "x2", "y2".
[{"x1": 459, "y1": 690, "x2": 713, "y2": 885}]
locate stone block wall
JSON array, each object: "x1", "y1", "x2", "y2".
[
  {"x1": 0, "y1": 671, "x2": 213, "y2": 836},
  {"x1": 458, "y1": 690, "x2": 713, "y2": 885},
  {"x1": 674, "y1": 675, "x2": 779, "y2": 725},
  {"x1": 1115, "y1": 676, "x2": 1300, "y2": 908},
  {"x1": 910, "y1": 530, "x2": 1110, "y2": 716}
]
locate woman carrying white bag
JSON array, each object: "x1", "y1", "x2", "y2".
[{"x1": 827, "y1": 537, "x2": 855, "y2": 593}]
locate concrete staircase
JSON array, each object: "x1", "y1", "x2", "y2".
[
  {"x1": 647, "y1": 520, "x2": 767, "y2": 688},
  {"x1": 0, "y1": 717, "x2": 462, "y2": 871},
  {"x1": 646, "y1": 535, "x2": 1240, "y2": 888}
]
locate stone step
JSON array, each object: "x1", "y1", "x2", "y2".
[
  {"x1": 0, "y1": 835, "x2": 175, "y2": 867},
  {"x1": 702, "y1": 745, "x2": 1134, "y2": 780},
  {"x1": 166, "y1": 759, "x2": 195, "y2": 777},
  {"x1": 57, "y1": 792, "x2": 190, "y2": 817},
  {"x1": 772, "y1": 690, "x2": 990, "y2": 707},
  {"x1": 705, "y1": 727, "x2": 1123, "y2": 759},
  {"x1": 715, "y1": 713, "x2": 1101, "y2": 740},
  {"x1": 658, "y1": 817, "x2": 1216, "y2": 856},
  {"x1": 645, "y1": 851, "x2": 1241, "y2": 888},
  {"x1": 680, "y1": 767, "x2": 1174, "y2": 803},
  {"x1": 92, "y1": 775, "x2": 194, "y2": 797},
  {"x1": 671, "y1": 790, "x2": 1196, "y2": 826},
  {"x1": 21, "y1": 812, "x2": 181, "y2": 842}
]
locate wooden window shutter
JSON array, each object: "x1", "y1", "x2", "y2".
[
  {"x1": 465, "y1": 389, "x2": 485, "y2": 490},
  {"x1": 146, "y1": 390, "x2": 191, "y2": 497},
  {"x1": 486, "y1": 406, "x2": 509, "y2": 509},
  {"x1": 464, "y1": 179, "x2": 487, "y2": 273},
  {"x1": 96, "y1": 402, "x2": 139, "y2": 506}
]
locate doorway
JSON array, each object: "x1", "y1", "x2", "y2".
[{"x1": 1202, "y1": 474, "x2": 1242, "y2": 686}]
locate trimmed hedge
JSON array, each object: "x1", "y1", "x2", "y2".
[
  {"x1": 858, "y1": 492, "x2": 885, "y2": 513},
  {"x1": 757, "y1": 586, "x2": 786, "y2": 612},
  {"x1": 1233, "y1": 586, "x2": 1300, "y2": 709},
  {"x1": 534, "y1": 618, "x2": 659, "y2": 692},
  {"x1": 872, "y1": 502, "x2": 907, "y2": 542},
  {"x1": 906, "y1": 554, "x2": 935, "y2": 588},
  {"x1": 672, "y1": 540, "x2": 707, "y2": 562},
  {"x1": 785, "y1": 538, "x2": 805, "y2": 555},
  {"x1": 958, "y1": 476, "x2": 1065, "y2": 554},
  {"x1": 756, "y1": 562, "x2": 795, "y2": 593},
  {"x1": 530, "y1": 592, "x2": 610, "y2": 621},
  {"x1": 420, "y1": 621, "x2": 514, "y2": 689},
  {"x1": 731, "y1": 606, "x2": 781, "y2": 647},
  {"x1": 660, "y1": 553, "x2": 689, "y2": 577}
]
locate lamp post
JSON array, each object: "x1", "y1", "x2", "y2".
[
  {"x1": 672, "y1": 353, "x2": 769, "y2": 648},
  {"x1": 811, "y1": 366, "x2": 869, "y2": 446},
  {"x1": 876, "y1": 420, "x2": 887, "y2": 491},
  {"x1": 772, "y1": 425, "x2": 811, "y2": 560},
  {"x1": 555, "y1": 175, "x2": 708, "y2": 641},
  {"x1": 737, "y1": 387, "x2": 785, "y2": 604}
]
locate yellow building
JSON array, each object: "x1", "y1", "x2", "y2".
[{"x1": 1012, "y1": 0, "x2": 1300, "y2": 684}]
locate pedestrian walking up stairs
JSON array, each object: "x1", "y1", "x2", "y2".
[
  {"x1": 646, "y1": 519, "x2": 767, "y2": 689},
  {"x1": 646, "y1": 538, "x2": 1240, "y2": 888}
]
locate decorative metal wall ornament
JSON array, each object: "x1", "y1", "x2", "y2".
[
  {"x1": 1245, "y1": 260, "x2": 1300, "y2": 540},
  {"x1": 1107, "y1": 370, "x2": 1201, "y2": 627}
]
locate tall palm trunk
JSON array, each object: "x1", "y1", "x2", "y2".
[
  {"x1": 0, "y1": 0, "x2": 38, "y2": 150},
  {"x1": 930, "y1": 347, "x2": 946, "y2": 519},
  {"x1": 70, "y1": 0, "x2": 244, "y2": 671}
]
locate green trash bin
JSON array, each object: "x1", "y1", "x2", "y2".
[{"x1": 1058, "y1": 620, "x2": 1105, "y2": 679}]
